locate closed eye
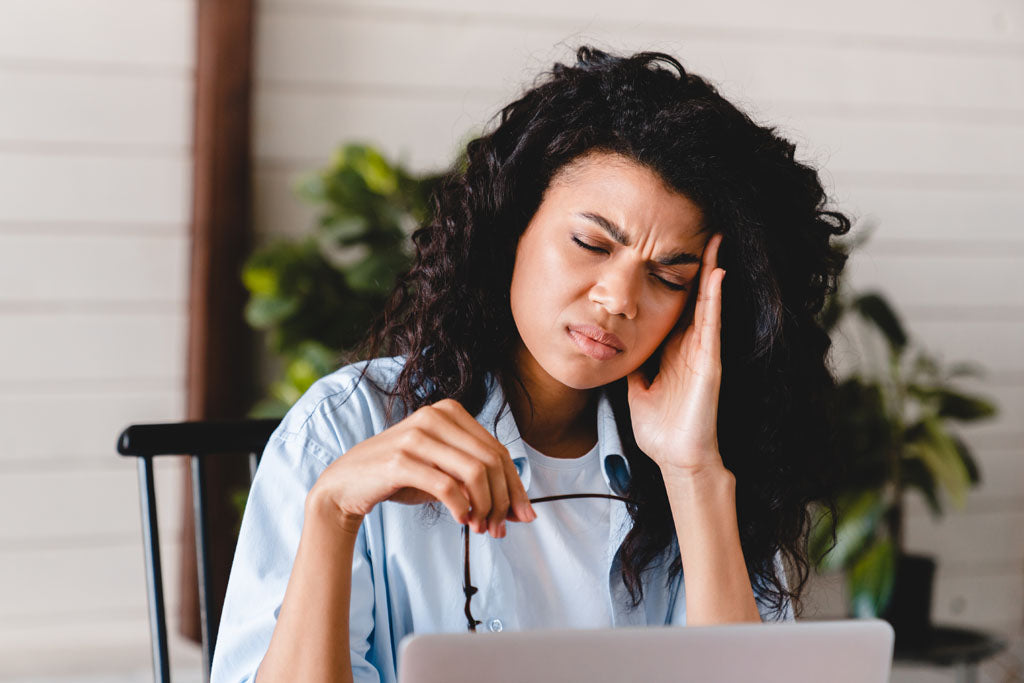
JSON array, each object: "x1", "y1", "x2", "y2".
[
  {"x1": 572, "y1": 236, "x2": 606, "y2": 253},
  {"x1": 657, "y1": 277, "x2": 687, "y2": 292},
  {"x1": 573, "y1": 236, "x2": 688, "y2": 292}
]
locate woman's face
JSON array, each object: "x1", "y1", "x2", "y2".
[{"x1": 509, "y1": 150, "x2": 710, "y2": 390}]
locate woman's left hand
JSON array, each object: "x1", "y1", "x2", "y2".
[{"x1": 625, "y1": 232, "x2": 727, "y2": 479}]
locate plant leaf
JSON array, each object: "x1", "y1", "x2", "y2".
[
  {"x1": 936, "y1": 390, "x2": 997, "y2": 422},
  {"x1": 847, "y1": 536, "x2": 896, "y2": 618},
  {"x1": 242, "y1": 264, "x2": 279, "y2": 296},
  {"x1": 351, "y1": 145, "x2": 399, "y2": 196},
  {"x1": 950, "y1": 434, "x2": 982, "y2": 486},
  {"x1": 284, "y1": 341, "x2": 339, "y2": 394},
  {"x1": 322, "y1": 215, "x2": 371, "y2": 244},
  {"x1": 853, "y1": 292, "x2": 908, "y2": 354},
  {"x1": 244, "y1": 295, "x2": 300, "y2": 329},
  {"x1": 900, "y1": 457, "x2": 943, "y2": 520},
  {"x1": 905, "y1": 416, "x2": 971, "y2": 510},
  {"x1": 810, "y1": 489, "x2": 887, "y2": 573},
  {"x1": 807, "y1": 504, "x2": 836, "y2": 570}
]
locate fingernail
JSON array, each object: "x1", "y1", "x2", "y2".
[
  {"x1": 499, "y1": 521, "x2": 507, "y2": 536},
  {"x1": 528, "y1": 503, "x2": 537, "y2": 520}
]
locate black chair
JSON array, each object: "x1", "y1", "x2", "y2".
[{"x1": 118, "y1": 418, "x2": 281, "y2": 683}]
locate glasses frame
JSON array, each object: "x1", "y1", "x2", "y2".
[{"x1": 461, "y1": 492, "x2": 630, "y2": 632}]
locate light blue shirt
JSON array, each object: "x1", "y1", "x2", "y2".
[{"x1": 211, "y1": 356, "x2": 793, "y2": 683}]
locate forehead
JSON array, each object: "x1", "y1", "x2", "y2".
[{"x1": 544, "y1": 151, "x2": 706, "y2": 240}]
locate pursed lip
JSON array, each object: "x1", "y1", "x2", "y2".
[{"x1": 567, "y1": 323, "x2": 625, "y2": 351}]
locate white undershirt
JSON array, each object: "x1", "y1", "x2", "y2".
[{"x1": 498, "y1": 439, "x2": 614, "y2": 630}]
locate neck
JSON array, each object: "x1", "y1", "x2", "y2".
[{"x1": 502, "y1": 343, "x2": 599, "y2": 459}]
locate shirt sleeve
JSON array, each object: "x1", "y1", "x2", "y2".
[
  {"x1": 210, "y1": 428, "x2": 382, "y2": 682},
  {"x1": 350, "y1": 519, "x2": 382, "y2": 683}
]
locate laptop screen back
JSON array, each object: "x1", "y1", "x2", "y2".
[{"x1": 397, "y1": 619, "x2": 894, "y2": 683}]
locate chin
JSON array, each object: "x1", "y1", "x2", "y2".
[{"x1": 544, "y1": 355, "x2": 631, "y2": 390}]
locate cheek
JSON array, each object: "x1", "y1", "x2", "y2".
[
  {"x1": 510, "y1": 243, "x2": 558, "y2": 333},
  {"x1": 638, "y1": 297, "x2": 688, "y2": 349},
  {"x1": 512, "y1": 242, "x2": 577, "y2": 306}
]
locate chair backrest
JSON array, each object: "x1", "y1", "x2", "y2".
[{"x1": 118, "y1": 418, "x2": 280, "y2": 683}]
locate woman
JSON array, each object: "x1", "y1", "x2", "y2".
[{"x1": 212, "y1": 46, "x2": 850, "y2": 683}]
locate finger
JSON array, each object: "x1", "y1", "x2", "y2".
[
  {"x1": 427, "y1": 403, "x2": 511, "y2": 536},
  {"x1": 398, "y1": 427, "x2": 496, "y2": 534},
  {"x1": 389, "y1": 450, "x2": 472, "y2": 525},
  {"x1": 417, "y1": 404, "x2": 512, "y2": 536},
  {"x1": 431, "y1": 399, "x2": 532, "y2": 529},
  {"x1": 693, "y1": 234, "x2": 723, "y2": 341},
  {"x1": 703, "y1": 234, "x2": 724, "y2": 293},
  {"x1": 498, "y1": 455, "x2": 533, "y2": 525},
  {"x1": 699, "y1": 268, "x2": 725, "y2": 356}
]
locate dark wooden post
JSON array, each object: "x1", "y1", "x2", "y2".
[{"x1": 181, "y1": 0, "x2": 256, "y2": 648}]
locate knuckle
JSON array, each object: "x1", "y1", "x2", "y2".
[
  {"x1": 412, "y1": 405, "x2": 435, "y2": 423},
  {"x1": 385, "y1": 451, "x2": 405, "y2": 476},
  {"x1": 439, "y1": 397, "x2": 463, "y2": 412},
  {"x1": 493, "y1": 448, "x2": 509, "y2": 466},
  {"x1": 435, "y1": 477, "x2": 458, "y2": 498},
  {"x1": 468, "y1": 461, "x2": 488, "y2": 485},
  {"x1": 399, "y1": 426, "x2": 422, "y2": 449},
  {"x1": 432, "y1": 398, "x2": 459, "y2": 416}
]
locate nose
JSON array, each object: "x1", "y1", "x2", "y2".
[{"x1": 589, "y1": 266, "x2": 639, "y2": 319}]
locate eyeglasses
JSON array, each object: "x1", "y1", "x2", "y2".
[{"x1": 462, "y1": 492, "x2": 630, "y2": 632}]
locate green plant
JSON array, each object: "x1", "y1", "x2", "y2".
[
  {"x1": 809, "y1": 233, "x2": 998, "y2": 618},
  {"x1": 241, "y1": 143, "x2": 446, "y2": 417}
]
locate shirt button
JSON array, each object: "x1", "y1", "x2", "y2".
[{"x1": 487, "y1": 618, "x2": 503, "y2": 632}]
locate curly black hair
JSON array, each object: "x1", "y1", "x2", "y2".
[{"x1": 347, "y1": 45, "x2": 851, "y2": 620}]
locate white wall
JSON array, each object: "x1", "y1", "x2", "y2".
[
  {"x1": 250, "y1": 1, "x2": 1023, "y2": 681},
  {"x1": 1, "y1": 0, "x2": 1021, "y2": 680},
  {"x1": 0, "y1": 0, "x2": 200, "y2": 679}
]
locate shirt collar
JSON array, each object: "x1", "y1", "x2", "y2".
[{"x1": 474, "y1": 374, "x2": 632, "y2": 497}]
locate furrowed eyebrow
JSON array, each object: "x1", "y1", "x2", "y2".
[{"x1": 575, "y1": 211, "x2": 701, "y2": 266}]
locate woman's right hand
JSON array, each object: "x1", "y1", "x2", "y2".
[{"x1": 308, "y1": 398, "x2": 537, "y2": 539}]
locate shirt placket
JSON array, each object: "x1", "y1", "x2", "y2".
[{"x1": 467, "y1": 529, "x2": 520, "y2": 634}]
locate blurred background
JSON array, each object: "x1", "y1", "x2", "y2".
[{"x1": 1, "y1": 1, "x2": 1021, "y2": 681}]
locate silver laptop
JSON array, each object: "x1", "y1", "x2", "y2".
[{"x1": 397, "y1": 619, "x2": 894, "y2": 683}]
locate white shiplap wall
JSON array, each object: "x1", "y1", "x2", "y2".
[
  {"x1": 0, "y1": 0, "x2": 201, "y2": 679},
  {"x1": 250, "y1": 1, "x2": 1023, "y2": 682}
]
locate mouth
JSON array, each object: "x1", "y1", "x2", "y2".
[{"x1": 567, "y1": 323, "x2": 624, "y2": 361}]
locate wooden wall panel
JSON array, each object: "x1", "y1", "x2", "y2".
[
  {"x1": 0, "y1": 235, "x2": 188, "y2": 303},
  {"x1": 0, "y1": 0, "x2": 194, "y2": 69},
  {"x1": 0, "y1": 313, "x2": 186, "y2": 382},
  {"x1": 258, "y1": 0, "x2": 1024, "y2": 47}
]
